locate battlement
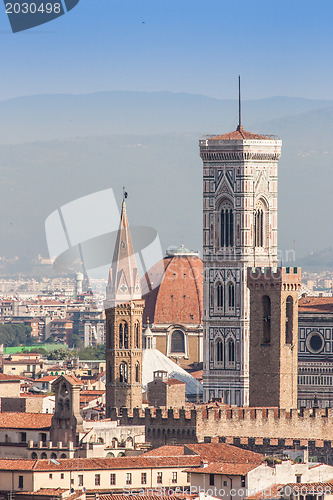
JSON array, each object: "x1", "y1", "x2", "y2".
[
  {"x1": 247, "y1": 266, "x2": 302, "y2": 288},
  {"x1": 111, "y1": 405, "x2": 333, "y2": 447}
]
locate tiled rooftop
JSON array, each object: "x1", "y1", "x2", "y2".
[
  {"x1": 208, "y1": 126, "x2": 274, "y2": 141},
  {"x1": 299, "y1": 296, "x2": 333, "y2": 313},
  {"x1": 0, "y1": 412, "x2": 52, "y2": 429},
  {"x1": 0, "y1": 455, "x2": 201, "y2": 471}
]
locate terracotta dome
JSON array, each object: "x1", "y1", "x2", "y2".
[{"x1": 141, "y1": 245, "x2": 203, "y2": 325}]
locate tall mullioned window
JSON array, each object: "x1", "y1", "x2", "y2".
[
  {"x1": 220, "y1": 201, "x2": 234, "y2": 247},
  {"x1": 135, "y1": 322, "x2": 140, "y2": 348},
  {"x1": 216, "y1": 282, "x2": 223, "y2": 309},
  {"x1": 255, "y1": 199, "x2": 266, "y2": 247},
  {"x1": 216, "y1": 339, "x2": 223, "y2": 364},
  {"x1": 119, "y1": 362, "x2": 128, "y2": 383},
  {"x1": 227, "y1": 338, "x2": 235, "y2": 364},
  {"x1": 228, "y1": 282, "x2": 235, "y2": 310}
]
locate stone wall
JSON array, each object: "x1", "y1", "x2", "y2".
[{"x1": 111, "y1": 406, "x2": 333, "y2": 455}]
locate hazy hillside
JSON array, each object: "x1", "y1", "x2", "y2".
[
  {"x1": 0, "y1": 91, "x2": 333, "y2": 271},
  {"x1": 0, "y1": 91, "x2": 332, "y2": 144}
]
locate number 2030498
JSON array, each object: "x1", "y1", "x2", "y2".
[{"x1": 6, "y1": 2, "x2": 61, "y2": 14}]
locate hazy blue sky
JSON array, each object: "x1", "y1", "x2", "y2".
[{"x1": 1, "y1": 0, "x2": 333, "y2": 101}]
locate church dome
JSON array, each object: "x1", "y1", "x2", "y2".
[{"x1": 141, "y1": 246, "x2": 203, "y2": 325}]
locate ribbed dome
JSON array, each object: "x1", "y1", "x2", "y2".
[{"x1": 141, "y1": 251, "x2": 203, "y2": 325}]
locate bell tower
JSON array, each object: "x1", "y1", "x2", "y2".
[
  {"x1": 200, "y1": 84, "x2": 282, "y2": 405},
  {"x1": 105, "y1": 198, "x2": 144, "y2": 414}
]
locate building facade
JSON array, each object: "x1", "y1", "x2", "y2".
[
  {"x1": 200, "y1": 124, "x2": 282, "y2": 405},
  {"x1": 298, "y1": 296, "x2": 333, "y2": 408}
]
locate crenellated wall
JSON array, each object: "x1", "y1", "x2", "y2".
[{"x1": 111, "y1": 405, "x2": 333, "y2": 453}]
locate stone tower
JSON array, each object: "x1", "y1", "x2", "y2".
[
  {"x1": 105, "y1": 199, "x2": 144, "y2": 414},
  {"x1": 247, "y1": 267, "x2": 301, "y2": 409},
  {"x1": 50, "y1": 374, "x2": 84, "y2": 446},
  {"x1": 200, "y1": 123, "x2": 282, "y2": 405}
]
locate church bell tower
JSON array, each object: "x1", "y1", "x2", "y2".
[
  {"x1": 200, "y1": 81, "x2": 282, "y2": 405},
  {"x1": 105, "y1": 197, "x2": 144, "y2": 414}
]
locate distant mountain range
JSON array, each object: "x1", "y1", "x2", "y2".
[{"x1": 0, "y1": 91, "x2": 333, "y2": 272}]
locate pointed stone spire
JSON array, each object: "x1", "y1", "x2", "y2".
[{"x1": 104, "y1": 199, "x2": 141, "y2": 308}]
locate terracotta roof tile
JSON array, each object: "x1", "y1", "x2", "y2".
[
  {"x1": 0, "y1": 412, "x2": 52, "y2": 429},
  {"x1": 0, "y1": 455, "x2": 200, "y2": 471},
  {"x1": 34, "y1": 376, "x2": 58, "y2": 383},
  {"x1": 0, "y1": 373, "x2": 22, "y2": 381},
  {"x1": 184, "y1": 462, "x2": 259, "y2": 475},
  {"x1": 299, "y1": 296, "x2": 333, "y2": 313},
  {"x1": 166, "y1": 378, "x2": 185, "y2": 385},
  {"x1": 144, "y1": 445, "x2": 186, "y2": 457},
  {"x1": 142, "y1": 255, "x2": 203, "y2": 324},
  {"x1": 185, "y1": 443, "x2": 263, "y2": 464},
  {"x1": 208, "y1": 126, "x2": 274, "y2": 141}
]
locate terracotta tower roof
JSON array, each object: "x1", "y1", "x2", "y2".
[
  {"x1": 209, "y1": 125, "x2": 275, "y2": 141},
  {"x1": 141, "y1": 247, "x2": 203, "y2": 324}
]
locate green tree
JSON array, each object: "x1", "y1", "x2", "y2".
[
  {"x1": 0, "y1": 324, "x2": 32, "y2": 347},
  {"x1": 77, "y1": 344, "x2": 105, "y2": 360},
  {"x1": 46, "y1": 347, "x2": 69, "y2": 360}
]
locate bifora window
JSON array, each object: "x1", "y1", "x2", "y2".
[
  {"x1": 216, "y1": 339, "x2": 223, "y2": 364},
  {"x1": 119, "y1": 322, "x2": 129, "y2": 348},
  {"x1": 227, "y1": 338, "x2": 235, "y2": 364},
  {"x1": 255, "y1": 199, "x2": 266, "y2": 248},
  {"x1": 220, "y1": 201, "x2": 234, "y2": 247},
  {"x1": 171, "y1": 329, "x2": 185, "y2": 353},
  {"x1": 119, "y1": 362, "x2": 128, "y2": 383},
  {"x1": 215, "y1": 281, "x2": 223, "y2": 310}
]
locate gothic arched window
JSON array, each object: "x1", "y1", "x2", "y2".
[
  {"x1": 227, "y1": 338, "x2": 235, "y2": 365},
  {"x1": 171, "y1": 330, "x2": 185, "y2": 353},
  {"x1": 119, "y1": 362, "x2": 128, "y2": 383},
  {"x1": 220, "y1": 201, "x2": 234, "y2": 248},
  {"x1": 286, "y1": 295, "x2": 293, "y2": 344},
  {"x1": 227, "y1": 282, "x2": 235, "y2": 311},
  {"x1": 262, "y1": 295, "x2": 271, "y2": 344},
  {"x1": 255, "y1": 199, "x2": 267, "y2": 248},
  {"x1": 124, "y1": 322, "x2": 129, "y2": 348},
  {"x1": 135, "y1": 322, "x2": 140, "y2": 348},
  {"x1": 215, "y1": 282, "x2": 223, "y2": 310},
  {"x1": 119, "y1": 323, "x2": 124, "y2": 348},
  {"x1": 215, "y1": 339, "x2": 223, "y2": 364},
  {"x1": 135, "y1": 362, "x2": 140, "y2": 383}
]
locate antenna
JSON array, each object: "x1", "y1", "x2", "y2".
[
  {"x1": 238, "y1": 74, "x2": 241, "y2": 130},
  {"x1": 122, "y1": 186, "x2": 128, "y2": 201}
]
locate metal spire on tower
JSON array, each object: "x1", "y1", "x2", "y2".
[{"x1": 237, "y1": 74, "x2": 242, "y2": 131}]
